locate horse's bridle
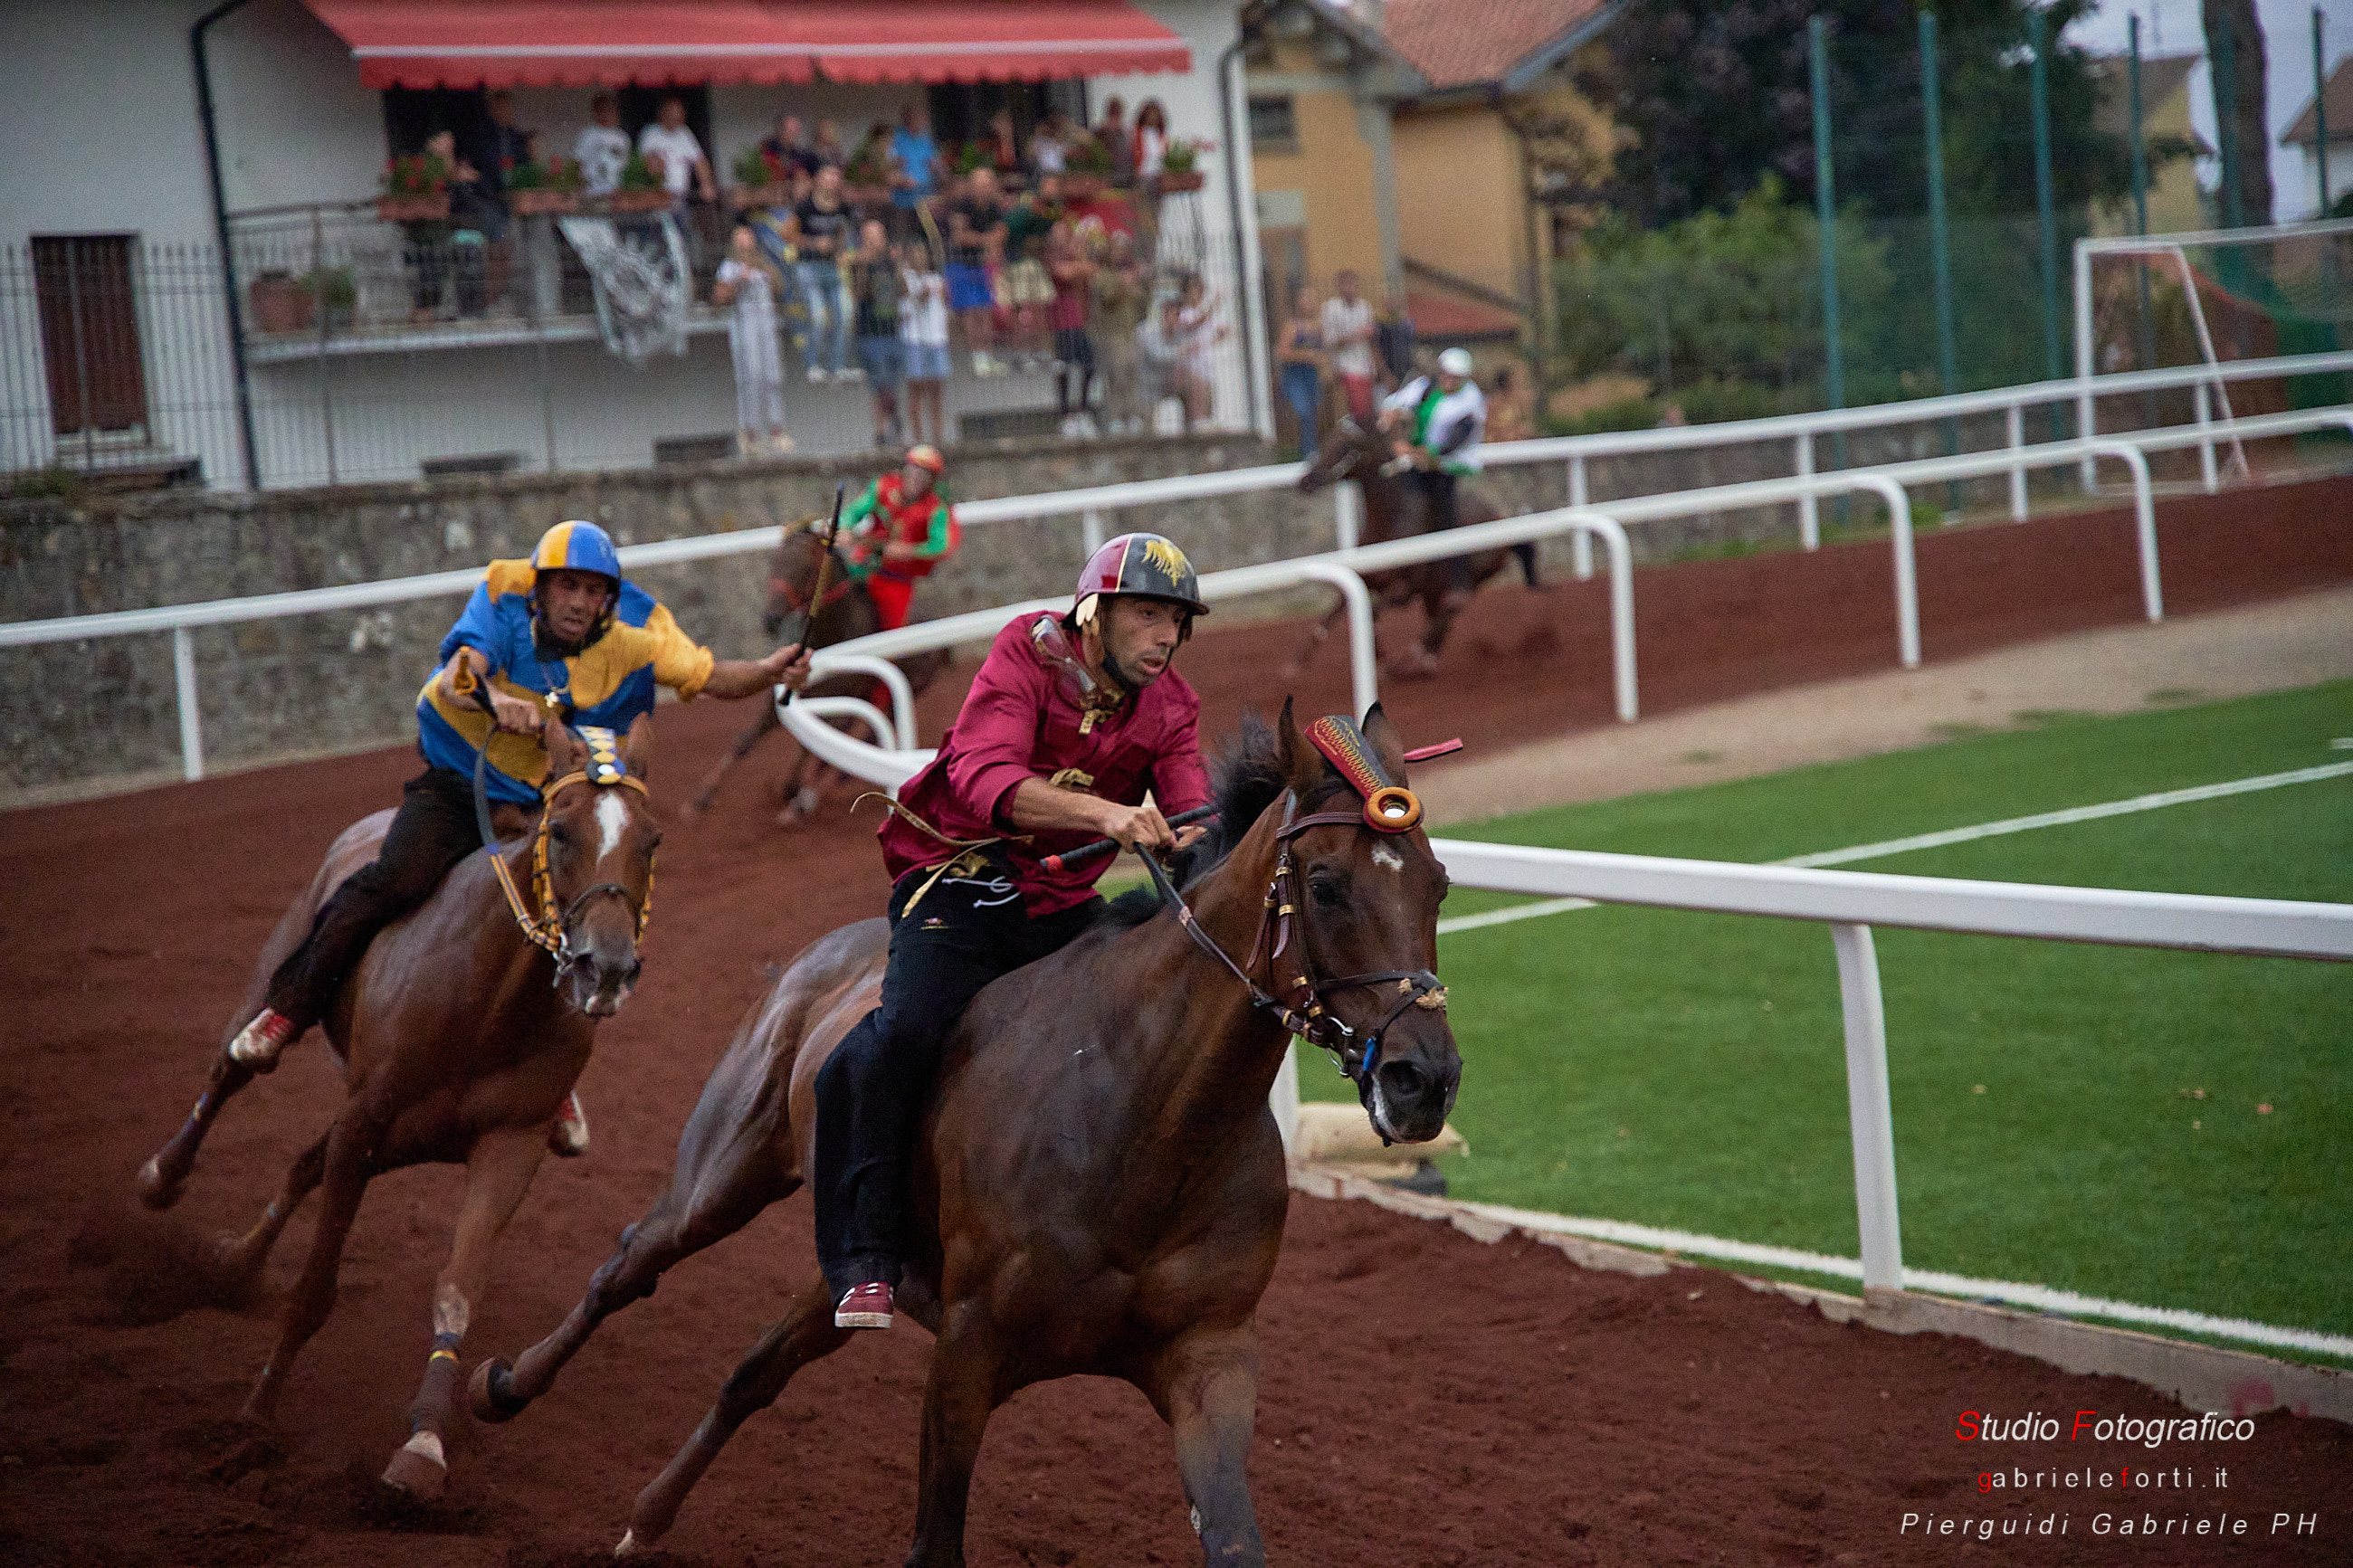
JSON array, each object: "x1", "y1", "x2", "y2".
[{"x1": 1138, "y1": 784, "x2": 1446, "y2": 1095}]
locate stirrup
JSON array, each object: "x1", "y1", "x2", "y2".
[{"x1": 227, "y1": 1008, "x2": 300, "y2": 1071}]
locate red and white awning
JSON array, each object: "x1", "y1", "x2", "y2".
[{"x1": 304, "y1": 0, "x2": 1192, "y2": 89}]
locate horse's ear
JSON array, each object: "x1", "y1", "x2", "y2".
[
  {"x1": 1360, "y1": 702, "x2": 1408, "y2": 783},
  {"x1": 543, "y1": 721, "x2": 585, "y2": 778},
  {"x1": 622, "y1": 713, "x2": 654, "y2": 781},
  {"x1": 1275, "y1": 696, "x2": 1323, "y2": 794}
]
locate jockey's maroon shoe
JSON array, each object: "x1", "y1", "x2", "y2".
[
  {"x1": 227, "y1": 1008, "x2": 300, "y2": 1071},
  {"x1": 834, "y1": 1281, "x2": 893, "y2": 1329}
]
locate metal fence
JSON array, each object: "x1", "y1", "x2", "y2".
[{"x1": 1, "y1": 215, "x2": 1259, "y2": 492}]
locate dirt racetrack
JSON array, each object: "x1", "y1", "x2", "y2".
[{"x1": 3, "y1": 478, "x2": 2349, "y2": 1566}]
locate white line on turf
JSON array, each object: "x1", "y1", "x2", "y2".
[
  {"x1": 1450, "y1": 1200, "x2": 2353, "y2": 1359},
  {"x1": 1434, "y1": 758, "x2": 2353, "y2": 936}
]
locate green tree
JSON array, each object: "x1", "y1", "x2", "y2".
[{"x1": 1577, "y1": 2, "x2": 2129, "y2": 224}]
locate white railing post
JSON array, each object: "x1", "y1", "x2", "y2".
[
  {"x1": 1848, "y1": 476, "x2": 1920, "y2": 670},
  {"x1": 2005, "y1": 404, "x2": 2028, "y2": 521},
  {"x1": 2091, "y1": 442, "x2": 2164, "y2": 623},
  {"x1": 2074, "y1": 238, "x2": 2098, "y2": 493},
  {"x1": 2194, "y1": 383, "x2": 2219, "y2": 492},
  {"x1": 1567, "y1": 457, "x2": 1594, "y2": 579},
  {"x1": 1333, "y1": 481, "x2": 1360, "y2": 554},
  {"x1": 172, "y1": 625, "x2": 204, "y2": 782},
  {"x1": 1572, "y1": 513, "x2": 1640, "y2": 723},
  {"x1": 1296, "y1": 562, "x2": 1378, "y2": 721},
  {"x1": 1829, "y1": 921, "x2": 1902, "y2": 1294},
  {"x1": 1795, "y1": 433, "x2": 1819, "y2": 549},
  {"x1": 1272, "y1": 1041, "x2": 1300, "y2": 1158},
  {"x1": 1081, "y1": 508, "x2": 1105, "y2": 554}
]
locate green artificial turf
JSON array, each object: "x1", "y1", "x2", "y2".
[{"x1": 1302, "y1": 682, "x2": 2353, "y2": 1355}]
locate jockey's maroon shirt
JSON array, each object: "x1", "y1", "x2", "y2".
[{"x1": 879, "y1": 613, "x2": 1212, "y2": 916}]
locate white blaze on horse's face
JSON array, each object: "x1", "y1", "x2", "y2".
[
  {"x1": 1370, "y1": 841, "x2": 1405, "y2": 873},
  {"x1": 595, "y1": 790, "x2": 630, "y2": 867}
]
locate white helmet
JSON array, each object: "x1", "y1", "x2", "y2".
[{"x1": 1436, "y1": 347, "x2": 1475, "y2": 377}]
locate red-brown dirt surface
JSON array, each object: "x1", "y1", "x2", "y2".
[{"x1": 3, "y1": 479, "x2": 2348, "y2": 1567}]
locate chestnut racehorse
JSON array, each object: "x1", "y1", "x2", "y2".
[
  {"x1": 135, "y1": 719, "x2": 661, "y2": 1501},
  {"x1": 1292, "y1": 416, "x2": 1539, "y2": 679},
  {"x1": 470, "y1": 704, "x2": 1461, "y2": 1565},
  {"x1": 686, "y1": 518, "x2": 950, "y2": 824}
]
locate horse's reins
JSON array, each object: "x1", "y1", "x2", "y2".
[
  {"x1": 451, "y1": 660, "x2": 653, "y2": 963},
  {"x1": 1137, "y1": 718, "x2": 1464, "y2": 1100}
]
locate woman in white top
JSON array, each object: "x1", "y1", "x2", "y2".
[
  {"x1": 1132, "y1": 100, "x2": 1168, "y2": 179},
  {"x1": 713, "y1": 225, "x2": 791, "y2": 455},
  {"x1": 897, "y1": 244, "x2": 951, "y2": 447},
  {"x1": 1175, "y1": 273, "x2": 1227, "y2": 427}
]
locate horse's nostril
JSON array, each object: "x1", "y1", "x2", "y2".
[{"x1": 1379, "y1": 1061, "x2": 1430, "y2": 1102}]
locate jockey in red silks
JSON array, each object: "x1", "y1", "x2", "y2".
[
  {"x1": 841, "y1": 443, "x2": 960, "y2": 632},
  {"x1": 222, "y1": 520, "x2": 812, "y2": 1155},
  {"x1": 812, "y1": 532, "x2": 1214, "y2": 1332}
]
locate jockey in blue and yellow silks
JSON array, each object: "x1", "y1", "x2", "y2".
[
  {"x1": 417, "y1": 520, "x2": 718, "y2": 803},
  {"x1": 225, "y1": 520, "x2": 812, "y2": 1155}
]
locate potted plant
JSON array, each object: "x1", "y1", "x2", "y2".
[
  {"x1": 728, "y1": 146, "x2": 793, "y2": 211},
  {"x1": 506, "y1": 154, "x2": 582, "y2": 215},
  {"x1": 1158, "y1": 138, "x2": 1207, "y2": 192},
  {"x1": 247, "y1": 268, "x2": 313, "y2": 334},
  {"x1": 377, "y1": 153, "x2": 452, "y2": 222},
  {"x1": 1062, "y1": 136, "x2": 1113, "y2": 201},
  {"x1": 602, "y1": 150, "x2": 673, "y2": 213},
  {"x1": 299, "y1": 264, "x2": 357, "y2": 330}
]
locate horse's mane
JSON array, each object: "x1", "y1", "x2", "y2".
[{"x1": 1092, "y1": 712, "x2": 1342, "y2": 932}]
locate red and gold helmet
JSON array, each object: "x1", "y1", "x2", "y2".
[
  {"x1": 1072, "y1": 532, "x2": 1209, "y2": 627},
  {"x1": 905, "y1": 443, "x2": 946, "y2": 474}
]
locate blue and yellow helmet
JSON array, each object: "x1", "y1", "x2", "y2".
[{"x1": 531, "y1": 520, "x2": 623, "y2": 584}]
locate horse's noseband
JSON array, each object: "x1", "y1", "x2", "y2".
[{"x1": 481, "y1": 728, "x2": 654, "y2": 965}]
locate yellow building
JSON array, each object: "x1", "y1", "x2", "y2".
[
  {"x1": 2089, "y1": 52, "x2": 2213, "y2": 238},
  {"x1": 1243, "y1": 0, "x2": 1624, "y2": 367}
]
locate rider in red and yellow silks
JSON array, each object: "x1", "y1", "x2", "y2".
[{"x1": 841, "y1": 444, "x2": 959, "y2": 631}]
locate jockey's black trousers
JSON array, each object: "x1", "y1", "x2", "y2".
[
  {"x1": 261, "y1": 765, "x2": 484, "y2": 1031},
  {"x1": 812, "y1": 845, "x2": 1102, "y2": 1301}
]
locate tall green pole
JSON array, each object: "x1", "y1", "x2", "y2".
[
  {"x1": 2131, "y1": 15, "x2": 2158, "y2": 420},
  {"x1": 2215, "y1": 9, "x2": 2243, "y2": 228},
  {"x1": 2030, "y1": 5, "x2": 2062, "y2": 435},
  {"x1": 1810, "y1": 15, "x2": 1846, "y2": 514},
  {"x1": 1810, "y1": 14, "x2": 1844, "y2": 414},
  {"x1": 1921, "y1": 10, "x2": 1958, "y2": 405}
]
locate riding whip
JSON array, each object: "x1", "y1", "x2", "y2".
[
  {"x1": 1040, "y1": 804, "x2": 1220, "y2": 874},
  {"x1": 780, "y1": 480, "x2": 846, "y2": 708}
]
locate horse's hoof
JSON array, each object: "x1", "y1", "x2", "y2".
[
  {"x1": 137, "y1": 1155, "x2": 186, "y2": 1212},
  {"x1": 380, "y1": 1430, "x2": 447, "y2": 1501},
  {"x1": 205, "y1": 1430, "x2": 281, "y2": 1485},
  {"x1": 468, "y1": 1356, "x2": 526, "y2": 1423}
]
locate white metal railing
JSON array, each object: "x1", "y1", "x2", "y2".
[
  {"x1": 1426, "y1": 838, "x2": 2353, "y2": 1291},
  {"x1": 4, "y1": 375, "x2": 2348, "y2": 784}
]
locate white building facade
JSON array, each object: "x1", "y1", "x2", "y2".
[{"x1": 0, "y1": 0, "x2": 1269, "y2": 490}]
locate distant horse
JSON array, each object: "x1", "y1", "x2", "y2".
[
  {"x1": 1293, "y1": 416, "x2": 1540, "y2": 679},
  {"x1": 685, "y1": 518, "x2": 951, "y2": 825},
  {"x1": 470, "y1": 703, "x2": 1461, "y2": 1566},
  {"x1": 135, "y1": 720, "x2": 661, "y2": 1502}
]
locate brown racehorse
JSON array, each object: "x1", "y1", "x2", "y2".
[
  {"x1": 469, "y1": 703, "x2": 1461, "y2": 1565},
  {"x1": 1292, "y1": 415, "x2": 1540, "y2": 680},
  {"x1": 685, "y1": 518, "x2": 950, "y2": 825},
  {"x1": 135, "y1": 719, "x2": 661, "y2": 1502}
]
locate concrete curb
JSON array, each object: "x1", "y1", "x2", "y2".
[{"x1": 1289, "y1": 1164, "x2": 2352, "y2": 1426}]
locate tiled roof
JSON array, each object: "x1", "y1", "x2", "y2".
[
  {"x1": 1379, "y1": 0, "x2": 1613, "y2": 91},
  {"x1": 1404, "y1": 288, "x2": 1522, "y2": 342},
  {"x1": 2280, "y1": 59, "x2": 2353, "y2": 147}
]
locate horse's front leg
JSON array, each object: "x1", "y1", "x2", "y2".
[
  {"x1": 684, "y1": 702, "x2": 780, "y2": 817},
  {"x1": 1148, "y1": 1325, "x2": 1267, "y2": 1568},
  {"x1": 233, "y1": 1098, "x2": 382, "y2": 1433},
  {"x1": 382, "y1": 1125, "x2": 546, "y2": 1501},
  {"x1": 620, "y1": 1272, "x2": 851, "y2": 1554},
  {"x1": 907, "y1": 1302, "x2": 1006, "y2": 1568}
]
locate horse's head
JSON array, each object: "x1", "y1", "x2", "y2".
[
  {"x1": 762, "y1": 514, "x2": 838, "y2": 641},
  {"x1": 1295, "y1": 415, "x2": 1382, "y2": 496},
  {"x1": 1269, "y1": 699, "x2": 1461, "y2": 1144},
  {"x1": 536, "y1": 717, "x2": 658, "y2": 1018}
]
